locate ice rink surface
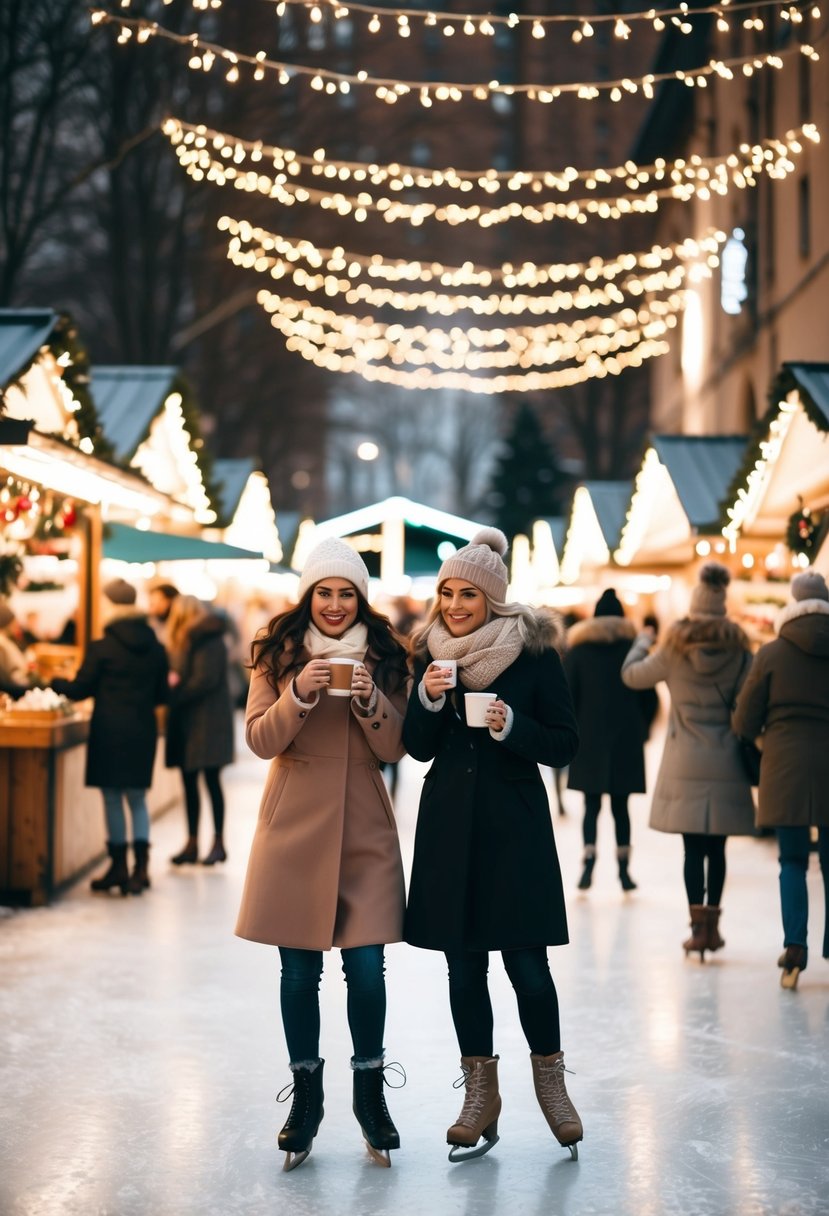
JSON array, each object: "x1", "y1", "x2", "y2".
[{"x1": 2, "y1": 718, "x2": 828, "y2": 1216}]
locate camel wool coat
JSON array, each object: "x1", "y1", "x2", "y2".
[{"x1": 235, "y1": 653, "x2": 407, "y2": 951}]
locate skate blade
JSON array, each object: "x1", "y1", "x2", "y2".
[
  {"x1": 364, "y1": 1141, "x2": 392, "y2": 1168},
  {"x1": 282, "y1": 1148, "x2": 310, "y2": 1172},
  {"x1": 564, "y1": 1141, "x2": 579, "y2": 1161},
  {"x1": 448, "y1": 1133, "x2": 499, "y2": 1163}
]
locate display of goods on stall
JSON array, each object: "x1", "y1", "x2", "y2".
[{"x1": 1, "y1": 687, "x2": 75, "y2": 723}]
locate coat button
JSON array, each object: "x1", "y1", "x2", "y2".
[
  {"x1": 298, "y1": 711, "x2": 307, "y2": 718},
  {"x1": 382, "y1": 713, "x2": 388, "y2": 719},
  {"x1": 369, "y1": 761, "x2": 377, "y2": 769},
  {"x1": 371, "y1": 721, "x2": 381, "y2": 730}
]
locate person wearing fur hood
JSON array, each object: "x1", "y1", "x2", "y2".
[
  {"x1": 564, "y1": 588, "x2": 648, "y2": 893},
  {"x1": 733, "y1": 569, "x2": 829, "y2": 990},
  {"x1": 404, "y1": 528, "x2": 583, "y2": 1164},
  {"x1": 621, "y1": 562, "x2": 755, "y2": 961}
]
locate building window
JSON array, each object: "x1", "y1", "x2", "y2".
[
  {"x1": 799, "y1": 51, "x2": 811, "y2": 122},
  {"x1": 720, "y1": 228, "x2": 749, "y2": 315},
  {"x1": 799, "y1": 176, "x2": 811, "y2": 259}
]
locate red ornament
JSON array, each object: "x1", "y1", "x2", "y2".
[
  {"x1": 60, "y1": 502, "x2": 77, "y2": 529},
  {"x1": 15, "y1": 495, "x2": 31, "y2": 514}
]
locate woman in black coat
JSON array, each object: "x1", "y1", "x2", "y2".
[
  {"x1": 165, "y1": 595, "x2": 234, "y2": 866},
  {"x1": 404, "y1": 529, "x2": 581, "y2": 1164},
  {"x1": 563, "y1": 588, "x2": 648, "y2": 892},
  {"x1": 52, "y1": 578, "x2": 168, "y2": 895}
]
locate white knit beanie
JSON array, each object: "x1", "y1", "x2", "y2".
[
  {"x1": 298, "y1": 537, "x2": 370, "y2": 600},
  {"x1": 436, "y1": 527, "x2": 510, "y2": 603}
]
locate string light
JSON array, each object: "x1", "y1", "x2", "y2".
[
  {"x1": 92, "y1": 12, "x2": 818, "y2": 107},
  {"x1": 722, "y1": 395, "x2": 799, "y2": 546},
  {"x1": 166, "y1": 119, "x2": 819, "y2": 228},
  {"x1": 217, "y1": 215, "x2": 725, "y2": 292}
]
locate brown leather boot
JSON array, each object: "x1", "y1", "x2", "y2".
[
  {"x1": 705, "y1": 906, "x2": 725, "y2": 952},
  {"x1": 446, "y1": 1056, "x2": 501, "y2": 1162},
  {"x1": 90, "y1": 843, "x2": 132, "y2": 896},
  {"x1": 683, "y1": 905, "x2": 708, "y2": 960},
  {"x1": 530, "y1": 1051, "x2": 583, "y2": 1159}
]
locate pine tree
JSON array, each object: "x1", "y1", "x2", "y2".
[{"x1": 483, "y1": 400, "x2": 567, "y2": 541}]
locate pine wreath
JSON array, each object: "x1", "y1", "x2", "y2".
[{"x1": 786, "y1": 501, "x2": 822, "y2": 555}]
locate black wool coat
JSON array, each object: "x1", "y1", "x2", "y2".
[
  {"x1": 563, "y1": 616, "x2": 647, "y2": 796},
  {"x1": 165, "y1": 616, "x2": 234, "y2": 772},
  {"x1": 403, "y1": 645, "x2": 578, "y2": 952},
  {"x1": 52, "y1": 614, "x2": 169, "y2": 789}
]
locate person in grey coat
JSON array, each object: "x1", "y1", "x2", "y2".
[
  {"x1": 733, "y1": 568, "x2": 829, "y2": 989},
  {"x1": 165, "y1": 595, "x2": 234, "y2": 867},
  {"x1": 622, "y1": 563, "x2": 755, "y2": 959}
]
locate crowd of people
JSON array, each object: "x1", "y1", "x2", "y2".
[{"x1": 6, "y1": 530, "x2": 826, "y2": 1171}]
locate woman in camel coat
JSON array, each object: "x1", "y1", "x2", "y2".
[{"x1": 235, "y1": 537, "x2": 409, "y2": 1172}]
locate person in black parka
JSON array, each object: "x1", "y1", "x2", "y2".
[
  {"x1": 165, "y1": 594, "x2": 234, "y2": 867},
  {"x1": 52, "y1": 578, "x2": 169, "y2": 895},
  {"x1": 404, "y1": 528, "x2": 582, "y2": 1164},
  {"x1": 563, "y1": 588, "x2": 648, "y2": 892}
]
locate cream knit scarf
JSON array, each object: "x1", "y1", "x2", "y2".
[
  {"x1": 304, "y1": 621, "x2": 368, "y2": 660},
  {"x1": 426, "y1": 615, "x2": 523, "y2": 690}
]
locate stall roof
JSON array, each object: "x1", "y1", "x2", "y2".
[
  {"x1": 213, "y1": 457, "x2": 256, "y2": 523},
  {"x1": 90, "y1": 367, "x2": 178, "y2": 461},
  {"x1": 0, "y1": 310, "x2": 58, "y2": 387},
  {"x1": 103, "y1": 522, "x2": 263, "y2": 563},
  {"x1": 779, "y1": 362, "x2": 829, "y2": 428},
  {"x1": 585, "y1": 482, "x2": 632, "y2": 550},
  {"x1": 652, "y1": 436, "x2": 748, "y2": 530}
]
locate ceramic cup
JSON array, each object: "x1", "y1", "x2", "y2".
[
  {"x1": 327, "y1": 657, "x2": 358, "y2": 696},
  {"x1": 432, "y1": 658, "x2": 457, "y2": 688},
  {"x1": 464, "y1": 691, "x2": 496, "y2": 727}
]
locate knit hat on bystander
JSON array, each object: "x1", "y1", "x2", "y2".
[
  {"x1": 689, "y1": 562, "x2": 730, "y2": 619},
  {"x1": 791, "y1": 569, "x2": 829, "y2": 602}
]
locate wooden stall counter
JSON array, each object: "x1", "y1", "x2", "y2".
[{"x1": 0, "y1": 708, "x2": 180, "y2": 906}]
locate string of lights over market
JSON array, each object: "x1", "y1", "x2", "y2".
[
  {"x1": 252, "y1": 292, "x2": 686, "y2": 369},
  {"x1": 254, "y1": 302, "x2": 674, "y2": 394},
  {"x1": 91, "y1": 11, "x2": 820, "y2": 105},
  {"x1": 167, "y1": 119, "x2": 819, "y2": 227},
  {"x1": 122, "y1": 0, "x2": 820, "y2": 47},
  {"x1": 218, "y1": 215, "x2": 725, "y2": 292}
]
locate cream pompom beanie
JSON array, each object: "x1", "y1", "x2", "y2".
[{"x1": 298, "y1": 537, "x2": 370, "y2": 600}]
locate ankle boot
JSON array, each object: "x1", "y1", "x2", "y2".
[
  {"x1": 352, "y1": 1060, "x2": 403, "y2": 1166},
  {"x1": 778, "y1": 945, "x2": 807, "y2": 990},
  {"x1": 616, "y1": 846, "x2": 638, "y2": 891},
  {"x1": 530, "y1": 1051, "x2": 583, "y2": 1160},
  {"x1": 201, "y1": 836, "x2": 227, "y2": 866},
  {"x1": 131, "y1": 841, "x2": 151, "y2": 891},
  {"x1": 447, "y1": 1055, "x2": 501, "y2": 1162},
  {"x1": 683, "y1": 905, "x2": 708, "y2": 960},
  {"x1": 705, "y1": 906, "x2": 725, "y2": 952},
  {"x1": 277, "y1": 1059, "x2": 325, "y2": 1171},
  {"x1": 171, "y1": 836, "x2": 199, "y2": 865},
  {"x1": 90, "y1": 843, "x2": 132, "y2": 896},
  {"x1": 577, "y1": 847, "x2": 596, "y2": 890}
]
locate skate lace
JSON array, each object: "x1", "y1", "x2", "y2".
[
  {"x1": 536, "y1": 1058, "x2": 577, "y2": 1124},
  {"x1": 452, "y1": 1063, "x2": 487, "y2": 1129},
  {"x1": 276, "y1": 1076, "x2": 309, "y2": 1128}
]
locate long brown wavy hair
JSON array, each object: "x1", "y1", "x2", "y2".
[{"x1": 250, "y1": 586, "x2": 409, "y2": 695}]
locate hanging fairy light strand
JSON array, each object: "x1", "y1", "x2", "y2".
[
  {"x1": 169, "y1": 120, "x2": 819, "y2": 227},
  {"x1": 218, "y1": 215, "x2": 726, "y2": 290},
  {"x1": 164, "y1": 117, "x2": 820, "y2": 201},
  {"x1": 116, "y1": 0, "x2": 820, "y2": 46},
  {"x1": 90, "y1": 12, "x2": 820, "y2": 106}
]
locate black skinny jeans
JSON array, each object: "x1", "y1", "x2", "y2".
[
  {"x1": 182, "y1": 767, "x2": 225, "y2": 836},
  {"x1": 582, "y1": 793, "x2": 631, "y2": 848},
  {"x1": 278, "y1": 945, "x2": 386, "y2": 1065},
  {"x1": 682, "y1": 833, "x2": 727, "y2": 906},
  {"x1": 445, "y1": 947, "x2": 561, "y2": 1057}
]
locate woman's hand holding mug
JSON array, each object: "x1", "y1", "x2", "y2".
[
  {"x1": 351, "y1": 663, "x2": 375, "y2": 706},
  {"x1": 423, "y1": 662, "x2": 455, "y2": 702},
  {"x1": 295, "y1": 659, "x2": 331, "y2": 700}
]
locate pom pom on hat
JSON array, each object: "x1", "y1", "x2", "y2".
[
  {"x1": 436, "y1": 527, "x2": 510, "y2": 603},
  {"x1": 689, "y1": 561, "x2": 730, "y2": 619},
  {"x1": 298, "y1": 537, "x2": 370, "y2": 600},
  {"x1": 594, "y1": 588, "x2": 624, "y2": 618},
  {"x1": 103, "y1": 578, "x2": 137, "y2": 606},
  {"x1": 791, "y1": 568, "x2": 829, "y2": 603}
]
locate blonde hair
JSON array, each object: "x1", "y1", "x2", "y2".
[{"x1": 166, "y1": 594, "x2": 209, "y2": 666}]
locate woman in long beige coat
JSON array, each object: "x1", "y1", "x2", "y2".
[
  {"x1": 236, "y1": 538, "x2": 409, "y2": 1171},
  {"x1": 621, "y1": 563, "x2": 755, "y2": 959}
]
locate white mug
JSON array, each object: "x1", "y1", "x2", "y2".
[
  {"x1": 464, "y1": 691, "x2": 496, "y2": 727},
  {"x1": 432, "y1": 658, "x2": 457, "y2": 688}
]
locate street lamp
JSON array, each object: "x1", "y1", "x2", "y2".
[{"x1": 357, "y1": 441, "x2": 379, "y2": 462}]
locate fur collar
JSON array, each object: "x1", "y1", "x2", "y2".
[
  {"x1": 775, "y1": 597, "x2": 829, "y2": 634},
  {"x1": 522, "y1": 607, "x2": 565, "y2": 655},
  {"x1": 567, "y1": 616, "x2": 636, "y2": 648},
  {"x1": 663, "y1": 615, "x2": 749, "y2": 657}
]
